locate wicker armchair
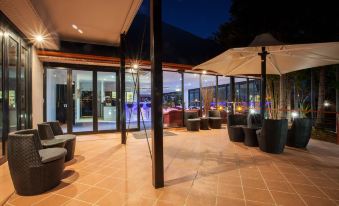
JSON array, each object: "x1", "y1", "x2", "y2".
[
  {"x1": 38, "y1": 122, "x2": 76, "y2": 162},
  {"x1": 7, "y1": 129, "x2": 66, "y2": 195},
  {"x1": 208, "y1": 110, "x2": 222, "y2": 129},
  {"x1": 184, "y1": 111, "x2": 200, "y2": 131},
  {"x1": 286, "y1": 118, "x2": 312, "y2": 148},
  {"x1": 227, "y1": 114, "x2": 247, "y2": 142},
  {"x1": 256, "y1": 119, "x2": 288, "y2": 154}
]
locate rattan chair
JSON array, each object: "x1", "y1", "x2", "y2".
[
  {"x1": 227, "y1": 114, "x2": 247, "y2": 142},
  {"x1": 184, "y1": 111, "x2": 200, "y2": 131},
  {"x1": 7, "y1": 129, "x2": 66, "y2": 195},
  {"x1": 208, "y1": 110, "x2": 222, "y2": 129},
  {"x1": 286, "y1": 118, "x2": 312, "y2": 148}
]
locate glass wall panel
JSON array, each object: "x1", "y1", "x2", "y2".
[
  {"x1": 72, "y1": 70, "x2": 93, "y2": 132},
  {"x1": 184, "y1": 73, "x2": 200, "y2": 110},
  {"x1": 20, "y1": 47, "x2": 28, "y2": 129},
  {"x1": 163, "y1": 71, "x2": 183, "y2": 127},
  {"x1": 8, "y1": 37, "x2": 18, "y2": 132},
  {"x1": 201, "y1": 74, "x2": 216, "y2": 116},
  {"x1": 97, "y1": 72, "x2": 117, "y2": 131},
  {"x1": 235, "y1": 78, "x2": 248, "y2": 113},
  {"x1": 217, "y1": 76, "x2": 229, "y2": 107},
  {"x1": 46, "y1": 68, "x2": 68, "y2": 133},
  {"x1": 139, "y1": 70, "x2": 151, "y2": 129},
  {"x1": 125, "y1": 71, "x2": 138, "y2": 129}
]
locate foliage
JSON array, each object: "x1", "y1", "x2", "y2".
[
  {"x1": 266, "y1": 75, "x2": 280, "y2": 119},
  {"x1": 201, "y1": 86, "x2": 214, "y2": 117}
]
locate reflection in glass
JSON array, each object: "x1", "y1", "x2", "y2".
[
  {"x1": 72, "y1": 70, "x2": 93, "y2": 132},
  {"x1": 97, "y1": 72, "x2": 117, "y2": 130},
  {"x1": 20, "y1": 47, "x2": 28, "y2": 129},
  {"x1": 46, "y1": 68, "x2": 68, "y2": 133},
  {"x1": 184, "y1": 73, "x2": 200, "y2": 110},
  {"x1": 217, "y1": 76, "x2": 229, "y2": 108},
  {"x1": 139, "y1": 70, "x2": 151, "y2": 129},
  {"x1": 8, "y1": 38, "x2": 18, "y2": 132},
  {"x1": 125, "y1": 71, "x2": 138, "y2": 129},
  {"x1": 163, "y1": 71, "x2": 183, "y2": 128},
  {"x1": 201, "y1": 74, "x2": 216, "y2": 116}
]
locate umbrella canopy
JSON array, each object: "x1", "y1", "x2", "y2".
[{"x1": 194, "y1": 33, "x2": 339, "y2": 76}]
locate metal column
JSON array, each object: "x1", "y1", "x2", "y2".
[
  {"x1": 120, "y1": 33, "x2": 126, "y2": 144},
  {"x1": 259, "y1": 47, "x2": 268, "y2": 120}
]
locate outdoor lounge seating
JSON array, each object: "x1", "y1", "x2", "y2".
[
  {"x1": 227, "y1": 114, "x2": 247, "y2": 142},
  {"x1": 39, "y1": 122, "x2": 76, "y2": 161},
  {"x1": 7, "y1": 129, "x2": 66, "y2": 195},
  {"x1": 256, "y1": 119, "x2": 288, "y2": 154},
  {"x1": 184, "y1": 111, "x2": 200, "y2": 131},
  {"x1": 208, "y1": 110, "x2": 222, "y2": 129},
  {"x1": 286, "y1": 118, "x2": 312, "y2": 148}
]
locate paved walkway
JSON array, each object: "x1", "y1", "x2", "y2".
[{"x1": 1, "y1": 127, "x2": 339, "y2": 206}]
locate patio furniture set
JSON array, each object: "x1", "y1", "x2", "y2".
[
  {"x1": 7, "y1": 122, "x2": 76, "y2": 196},
  {"x1": 185, "y1": 110, "x2": 223, "y2": 131},
  {"x1": 227, "y1": 114, "x2": 313, "y2": 153}
]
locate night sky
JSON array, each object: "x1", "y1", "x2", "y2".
[{"x1": 140, "y1": 0, "x2": 232, "y2": 39}]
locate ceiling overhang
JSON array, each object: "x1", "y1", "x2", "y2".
[{"x1": 0, "y1": 0, "x2": 142, "y2": 49}]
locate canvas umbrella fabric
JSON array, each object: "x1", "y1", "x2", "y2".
[{"x1": 194, "y1": 33, "x2": 339, "y2": 119}]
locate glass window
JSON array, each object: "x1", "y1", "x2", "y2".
[
  {"x1": 217, "y1": 76, "x2": 229, "y2": 108},
  {"x1": 46, "y1": 68, "x2": 68, "y2": 133},
  {"x1": 0, "y1": 31, "x2": 3, "y2": 156},
  {"x1": 163, "y1": 71, "x2": 183, "y2": 128},
  {"x1": 139, "y1": 70, "x2": 151, "y2": 129},
  {"x1": 72, "y1": 70, "x2": 93, "y2": 132},
  {"x1": 184, "y1": 73, "x2": 200, "y2": 112},
  {"x1": 125, "y1": 71, "x2": 138, "y2": 129},
  {"x1": 97, "y1": 72, "x2": 117, "y2": 131},
  {"x1": 8, "y1": 37, "x2": 18, "y2": 132},
  {"x1": 201, "y1": 74, "x2": 216, "y2": 116},
  {"x1": 20, "y1": 47, "x2": 28, "y2": 129}
]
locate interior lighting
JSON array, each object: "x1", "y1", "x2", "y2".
[
  {"x1": 249, "y1": 108, "x2": 256, "y2": 114},
  {"x1": 324, "y1": 101, "x2": 330, "y2": 107},
  {"x1": 72, "y1": 24, "x2": 78, "y2": 29},
  {"x1": 78, "y1": 29, "x2": 83, "y2": 34},
  {"x1": 202, "y1": 70, "x2": 207, "y2": 74},
  {"x1": 291, "y1": 111, "x2": 298, "y2": 118},
  {"x1": 132, "y1": 63, "x2": 139, "y2": 69},
  {"x1": 35, "y1": 35, "x2": 44, "y2": 42}
]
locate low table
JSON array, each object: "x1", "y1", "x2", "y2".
[
  {"x1": 243, "y1": 127, "x2": 260, "y2": 147},
  {"x1": 187, "y1": 118, "x2": 200, "y2": 131},
  {"x1": 41, "y1": 139, "x2": 66, "y2": 149},
  {"x1": 200, "y1": 117, "x2": 209, "y2": 130}
]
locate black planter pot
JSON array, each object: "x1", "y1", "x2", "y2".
[
  {"x1": 257, "y1": 119, "x2": 288, "y2": 154},
  {"x1": 286, "y1": 118, "x2": 312, "y2": 148}
]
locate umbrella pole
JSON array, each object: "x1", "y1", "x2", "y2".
[{"x1": 259, "y1": 47, "x2": 268, "y2": 120}]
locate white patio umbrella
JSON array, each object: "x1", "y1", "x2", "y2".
[{"x1": 194, "y1": 33, "x2": 339, "y2": 118}]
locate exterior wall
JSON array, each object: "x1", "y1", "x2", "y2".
[{"x1": 31, "y1": 48, "x2": 44, "y2": 128}]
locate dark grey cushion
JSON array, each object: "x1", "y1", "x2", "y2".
[
  {"x1": 55, "y1": 134, "x2": 76, "y2": 141},
  {"x1": 188, "y1": 118, "x2": 201, "y2": 122},
  {"x1": 39, "y1": 148, "x2": 67, "y2": 163},
  {"x1": 209, "y1": 117, "x2": 222, "y2": 120}
]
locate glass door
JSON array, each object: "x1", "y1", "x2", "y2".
[
  {"x1": 8, "y1": 37, "x2": 18, "y2": 133},
  {"x1": 139, "y1": 70, "x2": 151, "y2": 129},
  {"x1": 72, "y1": 70, "x2": 93, "y2": 132},
  {"x1": 97, "y1": 71, "x2": 117, "y2": 131}
]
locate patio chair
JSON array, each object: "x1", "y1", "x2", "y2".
[
  {"x1": 7, "y1": 129, "x2": 66, "y2": 195},
  {"x1": 247, "y1": 114, "x2": 262, "y2": 128},
  {"x1": 227, "y1": 114, "x2": 247, "y2": 142},
  {"x1": 184, "y1": 111, "x2": 200, "y2": 131},
  {"x1": 286, "y1": 118, "x2": 312, "y2": 148},
  {"x1": 39, "y1": 122, "x2": 76, "y2": 162},
  {"x1": 208, "y1": 110, "x2": 222, "y2": 129},
  {"x1": 256, "y1": 119, "x2": 288, "y2": 154}
]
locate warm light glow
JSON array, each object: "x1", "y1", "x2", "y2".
[
  {"x1": 291, "y1": 111, "x2": 298, "y2": 118},
  {"x1": 236, "y1": 106, "x2": 242, "y2": 112},
  {"x1": 324, "y1": 101, "x2": 330, "y2": 107},
  {"x1": 132, "y1": 63, "x2": 139, "y2": 69},
  {"x1": 202, "y1": 70, "x2": 207, "y2": 74},
  {"x1": 218, "y1": 106, "x2": 223, "y2": 110},
  {"x1": 78, "y1": 29, "x2": 83, "y2": 34},
  {"x1": 35, "y1": 35, "x2": 44, "y2": 42},
  {"x1": 175, "y1": 88, "x2": 181, "y2": 92},
  {"x1": 72, "y1": 24, "x2": 78, "y2": 29}
]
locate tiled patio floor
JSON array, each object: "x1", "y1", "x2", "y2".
[{"x1": 1, "y1": 127, "x2": 339, "y2": 206}]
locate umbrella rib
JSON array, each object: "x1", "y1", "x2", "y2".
[
  {"x1": 226, "y1": 55, "x2": 258, "y2": 75},
  {"x1": 268, "y1": 58, "x2": 282, "y2": 75},
  {"x1": 276, "y1": 52, "x2": 339, "y2": 62}
]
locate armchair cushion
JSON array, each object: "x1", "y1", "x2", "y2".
[{"x1": 39, "y1": 148, "x2": 67, "y2": 164}]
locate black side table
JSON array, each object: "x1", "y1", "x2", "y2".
[
  {"x1": 243, "y1": 127, "x2": 260, "y2": 147},
  {"x1": 187, "y1": 119, "x2": 201, "y2": 131},
  {"x1": 200, "y1": 117, "x2": 209, "y2": 130}
]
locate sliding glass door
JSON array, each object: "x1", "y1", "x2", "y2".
[{"x1": 45, "y1": 66, "x2": 118, "y2": 133}]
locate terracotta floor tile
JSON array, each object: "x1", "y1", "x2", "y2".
[
  {"x1": 76, "y1": 173, "x2": 106, "y2": 185},
  {"x1": 309, "y1": 177, "x2": 339, "y2": 189},
  {"x1": 75, "y1": 187, "x2": 110, "y2": 204},
  {"x1": 265, "y1": 180, "x2": 294, "y2": 193},
  {"x1": 283, "y1": 173, "x2": 313, "y2": 185},
  {"x1": 216, "y1": 196, "x2": 245, "y2": 206},
  {"x1": 8, "y1": 193, "x2": 52, "y2": 206},
  {"x1": 261, "y1": 171, "x2": 285, "y2": 182},
  {"x1": 217, "y1": 184, "x2": 244, "y2": 199},
  {"x1": 95, "y1": 176, "x2": 125, "y2": 190},
  {"x1": 241, "y1": 178, "x2": 267, "y2": 189},
  {"x1": 245, "y1": 200, "x2": 274, "y2": 206},
  {"x1": 243, "y1": 188, "x2": 274, "y2": 204},
  {"x1": 33, "y1": 194, "x2": 70, "y2": 206},
  {"x1": 63, "y1": 199, "x2": 92, "y2": 206},
  {"x1": 292, "y1": 183, "x2": 327, "y2": 198},
  {"x1": 186, "y1": 189, "x2": 217, "y2": 206},
  {"x1": 158, "y1": 187, "x2": 189, "y2": 205},
  {"x1": 321, "y1": 188, "x2": 339, "y2": 200},
  {"x1": 154, "y1": 200, "x2": 177, "y2": 206},
  {"x1": 270, "y1": 191, "x2": 305, "y2": 206},
  {"x1": 301, "y1": 195, "x2": 337, "y2": 206},
  {"x1": 55, "y1": 182, "x2": 91, "y2": 198},
  {"x1": 96, "y1": 191, "x2": 129, "y2": 206}
]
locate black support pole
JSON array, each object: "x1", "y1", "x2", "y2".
[
  {"x1": 259, "y1": 47, "x2": 268, "y2": 120},
  {"x1": 120, "y1": 33, "x2": 126, "y2": 144},
  {"x1": 336, "y1": 68, "x2": 339, "y2": 144},
  {"x1": 150, "y1": 0, "x2": 164, "y2": 188},
  {"x1": 230, "y1": 76, "x2": 235, "y2": 114},
  {"x1": 246, "y1": 78, "x2": 250, "y2": 108},
  {"x1": 310, "y1": 69, "x2": 315, "y2": 125}
]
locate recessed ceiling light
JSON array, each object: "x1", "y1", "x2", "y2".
[
  {"x1": 35, "y1": 35, "x2": 44, "y2": 42},
  {"x1": 78, "y1": 29, "x2": 83, "y2": 34},
  {"x1": 72, "y1": 24, "x2": 78, "y2": 29},
  {"x1": 202, "y1": 70, "x2": 207, "y2": 74}
]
